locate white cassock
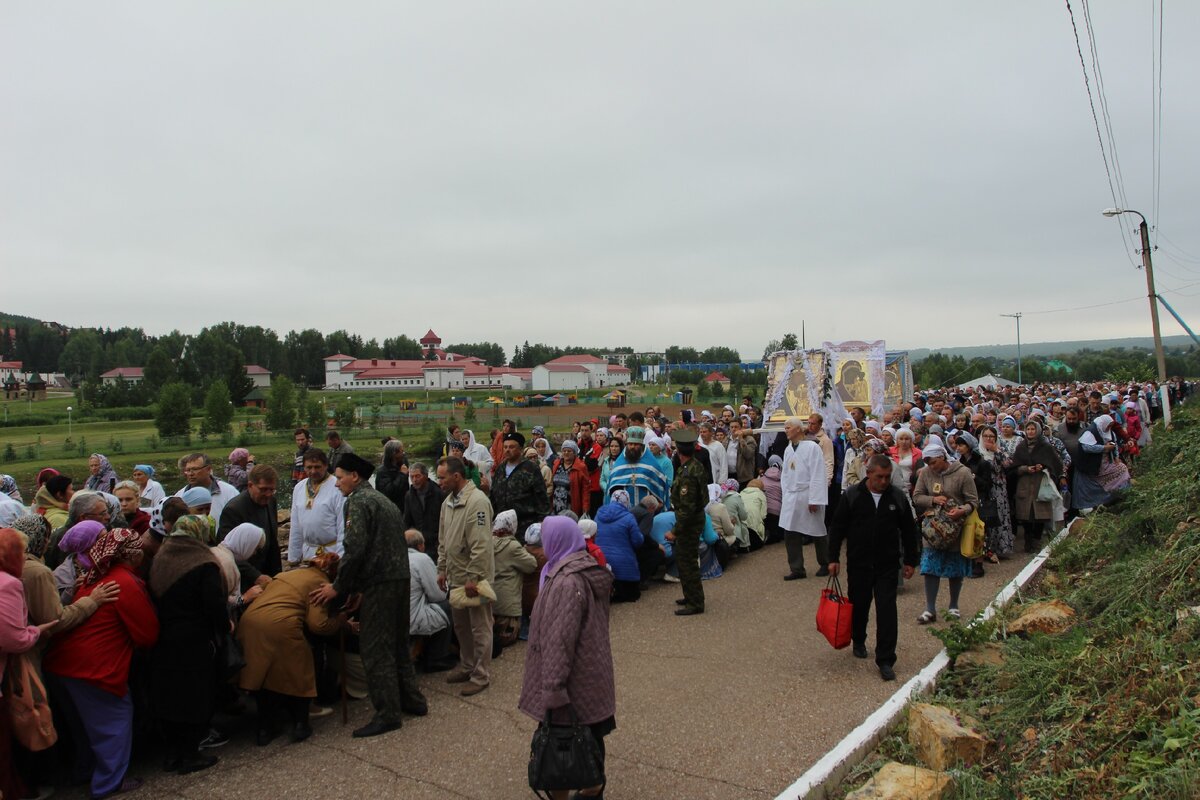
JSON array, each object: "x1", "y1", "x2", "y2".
[
  {"x1": 779, "y1": 439, "x2": 828, "y2": 537},
  {"x1": 288, "y1": 477, "x2": 346, "y2": 563}
]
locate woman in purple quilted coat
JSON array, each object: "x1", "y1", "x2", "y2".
[{"x1": 518, "y1": 516, "x2": 615, "y2": 799}]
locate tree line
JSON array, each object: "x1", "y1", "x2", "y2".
[{"x1": 912, "y1": 346, "x2": 1200, "y2": 388}]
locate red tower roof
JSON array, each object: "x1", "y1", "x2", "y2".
[{"x1": 420, "y1": 329, "x2": 441, "y2": 344}]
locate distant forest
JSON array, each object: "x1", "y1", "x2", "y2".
[
  {"x1": 2, "y1": 314, "x2": 1195, "y2": 403},
  {"x1": 0, "y1": 314, "x2": 746, "y2": 398}
]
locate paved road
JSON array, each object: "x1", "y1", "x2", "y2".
[{"x1": 57, "y1": 541, "x2": 1034, "y2": 800}]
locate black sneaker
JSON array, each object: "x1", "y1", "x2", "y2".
[
  {"x1": 783, "y1": 571, "x2": 807, "y2": 581},
  {"x1": 199, "y1": 728, "x2": 230, "y2": 749},
  {"x1": 353, "y1": 717, "x2": 401, "y2": 738},
  {"x1": 815, "y1": 566, "x2": 830, "y2": 577},
  {"x1": 852, "y1": 644, "x2": 868, "y2": 659},
  {"x1": 879, "y1": 665, "x2": 896, "y2": 682},
  {"x1": 178, "y1": 754, "x2": 219, "y2": 774}
]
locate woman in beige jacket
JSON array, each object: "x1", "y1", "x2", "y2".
[{"x1": 14, "y1": 514, "x2": 119, "y2": 668}]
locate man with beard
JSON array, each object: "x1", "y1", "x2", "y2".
[
  {"x1": 488, "y1": 432, "x2": 548, "y2": 543},
  {"x1": 605, "y1": 427, "x2": 670, "y2": 509}
]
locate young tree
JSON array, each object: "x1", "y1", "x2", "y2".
[
  {"x1": 201, "y1": 379, "x2": 234, "y2": 435},
  {"x1": 142, "y1": 346, "x2": 177, "y2": 393},
  {"x1": 155, "y1": 381, "x2": 193, "y2": 438},
  {"x1": 265, "y1": 376, "x2": 299, "y2": 431}
]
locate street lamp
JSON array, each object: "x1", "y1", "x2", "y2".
[
  {"x1": 1102, "y1": 208, "x2": 1167, "y2": 383},
  {"x1": 67, "y1": 406, "x2": 72, "y2": 437}
]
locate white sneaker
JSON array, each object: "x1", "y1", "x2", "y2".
[
  {"x1": 946, "y1": 608, "x2": 961, "y2": 620},
  {"x1": 663, "y1": 573, "x2": 680, "y2": 583},
  {"x1": 309, "y1": 705, "x2": 334, "y2": 719}
]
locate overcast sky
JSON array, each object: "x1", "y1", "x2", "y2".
[{"x1": 4, "y1": 1, "x2": 1199, "y2": 360}]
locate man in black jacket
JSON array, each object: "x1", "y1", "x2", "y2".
[
  {"x1": 401, "y1": 462, "x2": 444, "y2": 557},
  {"x1": 828, "y1": 455, "x2": 919, "y2": 681},
  {"x1": 217, "y1": 463, "x2": 282, "y2": 581}
]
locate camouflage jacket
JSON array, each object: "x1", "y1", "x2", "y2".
[
  {"x1": 670, "y1": 457, "x2": 708, "y2": 533},
  {"x1": 333, "y1": 483, "x2": 409, "y2": 596},
  {"x1": 489, "y1": 459, "x2": 549, "y2": 540}
]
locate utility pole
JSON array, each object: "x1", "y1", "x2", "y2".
[
  {"x1": 1000, "y1": 313, "x2": 1023, "y2": 384},
  {"x1": 1136, "y1": 220, "x2": 1169, "y2": 384},
  {"x1": 1103, "y1": 209, "x2": 1167, "y2": 383}
]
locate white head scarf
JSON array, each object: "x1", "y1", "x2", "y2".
[
  {"x1": 493, "y1": 509, "x2": 518, "y2": 535},
  {"x1": 220, "y1": 522, "x2": 266, "y2": 561}
]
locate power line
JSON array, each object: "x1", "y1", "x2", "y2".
[
  {"x1": 1151, "y1": 0, "x2": 1164, "y2": 246},
  {"x1": 1064, "y1": 0, "x2": 1138, "y2": 268},
  {"x1": 1158, "y1": 250, "x2": 1200, "y2": 275},
  {"x1": 1019, "y1": 280, "x2": 1200, "y2": 317},
  {"x1": 1156, "y1": 231, "x2": 1200, "y2": 264}
]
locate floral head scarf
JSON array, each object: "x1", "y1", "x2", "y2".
[
  {"x1": 84, "y1": 454, "x2": 119, "y2": 491},
  {"x1": 0, "y1": 474, "x2": 20, "y2": 502},
  {"x1": 171, "y1": 514, "x2": 215, "y2": 545},
  {"x1": 13, "y1": 514, "x2": 51, "y2": 558},
  {"x1": 80, "y1": 528, "x2": 141, "y2": 586}
]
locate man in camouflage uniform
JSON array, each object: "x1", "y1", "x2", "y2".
[
  {"x1": 488, "y1": 432, "x2": 548, "y2": 543},
  {"x1": 670, "y1": 428, "x2": 708, "y2": 616},
  {"x1": 309, "y1": 453, "x2": 426, "y2": 738}
]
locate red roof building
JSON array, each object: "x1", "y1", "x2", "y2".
[{"x1": 546, "y1": 354, "x2": 605, "y2": 364}]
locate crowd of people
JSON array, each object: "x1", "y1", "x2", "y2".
[{"x1": 0, "y1": 375, "x2": 1191, "y2": 799}]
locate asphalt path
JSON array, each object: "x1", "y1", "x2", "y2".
[{"x1": 55, "y1": 540, "x2": 1034, "y2": 800}]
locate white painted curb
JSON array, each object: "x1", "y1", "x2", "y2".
[{"x1": 774, "y1": 519, "x2": 1081, "y2": 800}]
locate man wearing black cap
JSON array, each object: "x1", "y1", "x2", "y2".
[
  {"x1": 669, "y1": 428, "x2": 708, "y2": 616},
  {"x1": 309, "y1": 452, "x2": 427, "y2": 737},
  {"x1": 488, "y1": 431, "x2": 548, "y2": 543}
]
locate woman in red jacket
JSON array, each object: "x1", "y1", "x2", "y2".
[
  {"x1": 550, "y1": 440, "x2": 591, "y2": 517},
  {"x1": 43, "y1": 528, "x2": 159, "y2": 800}
]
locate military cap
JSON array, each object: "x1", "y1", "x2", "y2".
[
  {"x1": 336, "y1": 452, "x2": 375, "y2": 480},
  {"x1": 671, "y1": 427, "x2": 699, "y2": 444}
]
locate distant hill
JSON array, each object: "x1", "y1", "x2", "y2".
[
  {"x1": 0, "y1": 312, "x2": 49, "y2": 328},
  {"x1": 906, "y1": 334, "x2": 1196, "y2": 362}
]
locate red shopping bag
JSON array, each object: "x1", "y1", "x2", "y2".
[{"x1": 816, "y1": 575, "x2": 854, "y2": 650}]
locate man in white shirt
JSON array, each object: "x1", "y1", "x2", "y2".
[
  {"x1": 699, "y1": 423, "x2": 728, "y2": 484},
  {"x1": 405, "y1": 528, "x2": 454, "y2": 671},
  {"x1": 779, "y1": 417, "x2": 830, "y2": 580},
  {"x1": 174, "y1": 452, "x2": 239, "y2": 525},
  {"x1": 288, "y1": 448, "x2": 345, "y2": 565}
]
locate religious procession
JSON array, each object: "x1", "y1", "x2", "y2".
[{"x1": 0, "y1": 362, "x2": 1193, "y2": 799}]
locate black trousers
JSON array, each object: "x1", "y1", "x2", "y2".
[
  {"x1": 847, "y1": 563, "x2": 899, "y2": 668},
  {"x1": 635, "y1": 536, "x2": 665, "y2": 581}
]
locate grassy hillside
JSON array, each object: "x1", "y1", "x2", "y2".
[{"x1": 840, "y1": 406, "x2": 1200, "y2": 798}]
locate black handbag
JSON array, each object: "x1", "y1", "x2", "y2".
[
  {"x1": 527, "y1": 708, "x2": 605, "y2": 799},
  {"x1": 216, "y1": 631, "x2": 246, "y2": 683}
]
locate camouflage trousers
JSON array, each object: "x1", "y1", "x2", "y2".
[
  {"x1": 674, "y1": 528, "x2": 705, "y2": 611},
  {"x1": 359, "y1": 580, "x2": 426, "y2": 724}
]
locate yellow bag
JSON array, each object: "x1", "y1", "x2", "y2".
[
  {"x1": 448, "y1": 579, "x2": 497, "y2": 609},
  {"x1": 960, "y1": 509, "x2": 986, "y2": 559}
]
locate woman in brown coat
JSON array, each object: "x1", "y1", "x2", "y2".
[
  {"x1": 236, "y1": 554, "x2": 342, "y2": 744},
  {"x1": 519, "y1": 516, "x2": 614, "y2": 799},
  {"x1": 1007, "y1": 420, "x2": 1064, "y2": 553}
]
